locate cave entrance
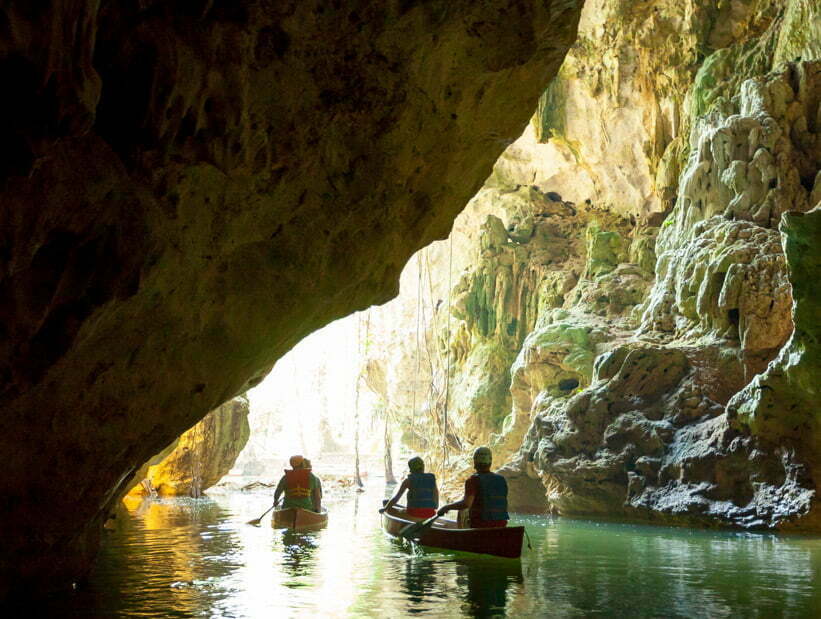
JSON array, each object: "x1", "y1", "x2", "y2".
[
  {"x1": 228, "y1": 232, "x2": 461, "y2": 494},
  {"x1": 232, "y1": 313, "x2": 398, "y2": 489}
]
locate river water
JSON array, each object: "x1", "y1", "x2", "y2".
[{"x1": 42, "y1": 485, "x2": 821, "y2": 617}]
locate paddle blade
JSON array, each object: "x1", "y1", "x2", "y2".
[
  {"x1": 246, "y1": 502, "x2": 278, "y2": 526},
  {"x1": 399, "y1": 515, "x2": 438, "y2": 540}
]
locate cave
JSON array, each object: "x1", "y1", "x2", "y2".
[
  {"x1": 558, "y1": 377, "x2": 579, "y2": 392},
  {"x1": 2, "y1": 0, "x2": 820, "y2": 615}
]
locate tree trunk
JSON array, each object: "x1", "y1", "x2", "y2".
[
  {"x1": 384, "y1": 418, "x2": 396, "y2": 484},
  {"x1": 353, "y1": 314, "x2": 365, "y2": 488},
  {"x1": 354, "y1": 411, "x2": 363, "y2": 488}
]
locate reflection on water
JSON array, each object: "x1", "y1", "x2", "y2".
[
  {"x1": 39, "y1": 487, "x2": 821, "y2": 617},
  {"x1": 458, "y1": 560, "x2": 523, "y2": 616},
  {"x1": 281, "y1": 531, "x2": 319, "y2": 581}
]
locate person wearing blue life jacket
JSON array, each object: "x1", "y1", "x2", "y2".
[
  {"x1": 436, "y1": 446, "x2": 509, "y2": 528},
  {"x1": 379, "y1": 456, "x2": 439, "y2": 518}
]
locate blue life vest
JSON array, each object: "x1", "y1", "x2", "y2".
[
  {"x1": 472, "y1": 472, "x2": 509, "y2": 521},
  {"x1": 407, "y1": 472, "x2": 436, "y2": 509}
]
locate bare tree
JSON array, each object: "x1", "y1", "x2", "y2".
[
  {"x1": 352, "y1": 313, "x2": 369, "y2": 489},
  {"x1": 363, "y1": 358, "x2": 399, "y2": 484}
]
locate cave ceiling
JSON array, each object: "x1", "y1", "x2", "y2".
[{"x1": 0, "y1": 0, "x2": 583, "y2": 593}]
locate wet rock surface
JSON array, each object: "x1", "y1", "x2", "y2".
[{"x1": 0, "y1": 0, "x2": 583, "y2": 594}]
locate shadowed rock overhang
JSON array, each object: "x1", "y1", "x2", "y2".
[{"x1": 0, "y1": 0, "x2": 583, "y2": 595}]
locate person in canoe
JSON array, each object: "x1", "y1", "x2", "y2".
[
  {"x1": 436, "y1": 446, "x2": 509, "y2": 528},
  {"x1": 379, "y1": 456, "x2": 439, "y2": 518},
  {"x1": 274, "y1": 455, "x2": 322, "y2": 513},
  {"x1": 303, "y1": 458, "x2": 323, "y2": 511}
]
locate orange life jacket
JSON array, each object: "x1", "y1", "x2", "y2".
[{"x1": 284, "y1": 469, "x2": 311, "y2": 498}]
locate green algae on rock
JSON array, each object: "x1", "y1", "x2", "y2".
[{"x1": 727, "y1": 208, "x2": 821, "y2": 527}]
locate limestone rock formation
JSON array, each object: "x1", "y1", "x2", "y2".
[
  {"x1": 519, "y1": 342, "x2": 815, "y2": 527},
  {"x1": 0, "y1": 1, "x2": 583, "y2": 594},
  {"x1": 417, "y1": 184, "x2": 639, "y2": 459},
  {"x1": 124, "y1": 437, "x2": 180, "y2": 497},
  {"x1": 373, "y1": 0, "x2": 820, "y2": 530},
  {"x1": 501, "y1": 0, "x2": 820, "y2": 527},
  {"x1": 726, "y1": 207, "x2": 821, "y2": 528},
  {"x1": 129, "y1": 397, "x2": 250, "y2": 497}
]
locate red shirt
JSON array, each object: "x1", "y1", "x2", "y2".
[{"x1": 407, "y1": 507, "x2": 437, "y2": 518}]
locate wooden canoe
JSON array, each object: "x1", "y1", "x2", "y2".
[
  {"x1": 272, "y1": 507, "x2": 328, "y2": 531},
  {"x1": 381, "y1": 505, "x2": 524, "y2": 559}
]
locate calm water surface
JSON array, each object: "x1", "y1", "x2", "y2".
[{"x1": 43, "y1": 486, "x2": 821, "y2": 617}]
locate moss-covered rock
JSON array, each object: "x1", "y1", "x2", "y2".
[
  {"x1": 774, "y1": 0, "x2": 821, "y2": 66},
  {"x1": 727, "y1": 207, "x2": 821, "y2": 523},
  {"x1": 628, "y1": 228, "x2": 659, "y2": 274},
  {"x1": 584, "y1": 222, "x2": 626, "y2": 277},
  {"x1": 439, "y1": 2, "x2": 821, "y2": 530},
  {"x1": 532, "y1": 76, "x2": 569, "y2": 143},
  {"x1": 448, "y1": 341, "x2": 517, "y2": 444}
]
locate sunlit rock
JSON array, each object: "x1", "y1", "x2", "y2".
[
  {"x1": 584, "y1": 222, "x2": 626, "y2": 277},
  {"x1": 510, "y1": 41, "x2": 820, "y2": 527},
  {"x1": 519, "y1": 340, "x2": 815, "y2": 527},
  {"x1": 440, "y1": 186, "x2": 638, "y2": 454},
  {"x1": 128, "y1": 397, "x2": 250, "y2": 497},
  {"x1": 726, "y1": 207, "x2": 821, "y2": 528},
  {"x1": 641, "y1": 217, "x2": 793, "y2": 360}
]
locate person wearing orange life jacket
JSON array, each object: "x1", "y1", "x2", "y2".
[
  {"x1": 436, "y1": 446, "x2": 509, "y2": 528},
  {"x1": 273, "y1": 455, "x2": 322, "y2": 512},
  {"x1": 379, "y1": 456, "x2": 439, "y2": 518}
]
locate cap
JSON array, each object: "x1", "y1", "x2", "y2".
[{"x1": 473, "y1": 446, "x2": 492, "y2": 465}]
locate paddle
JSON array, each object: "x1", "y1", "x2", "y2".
[
  {"x1": 246, "y1": 499, "x2": 280, "y2": 526},
  {"x1": 399, "y1": 513, "x2": 440, "y2": 540}
]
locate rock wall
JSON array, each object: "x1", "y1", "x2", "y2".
[
  {"x1": 0, "y1": 1, "x2": 583, "y2": 594},
  {"x1": 128, "y1": 397, "x2": 250, "y2": 497},
  {"x1": 376, "y1": 0, "x2": 821, "y2": 530},
  {"x1": 727, "y1": 207, "x2": 821, "y2": 527},
  {"x1": 509, "y1": 1, "x2": 820, "y2": 528}
]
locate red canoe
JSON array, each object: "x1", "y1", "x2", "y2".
[{"x1": 381, "y1": 505, "x2": 524, "y2": 559}]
